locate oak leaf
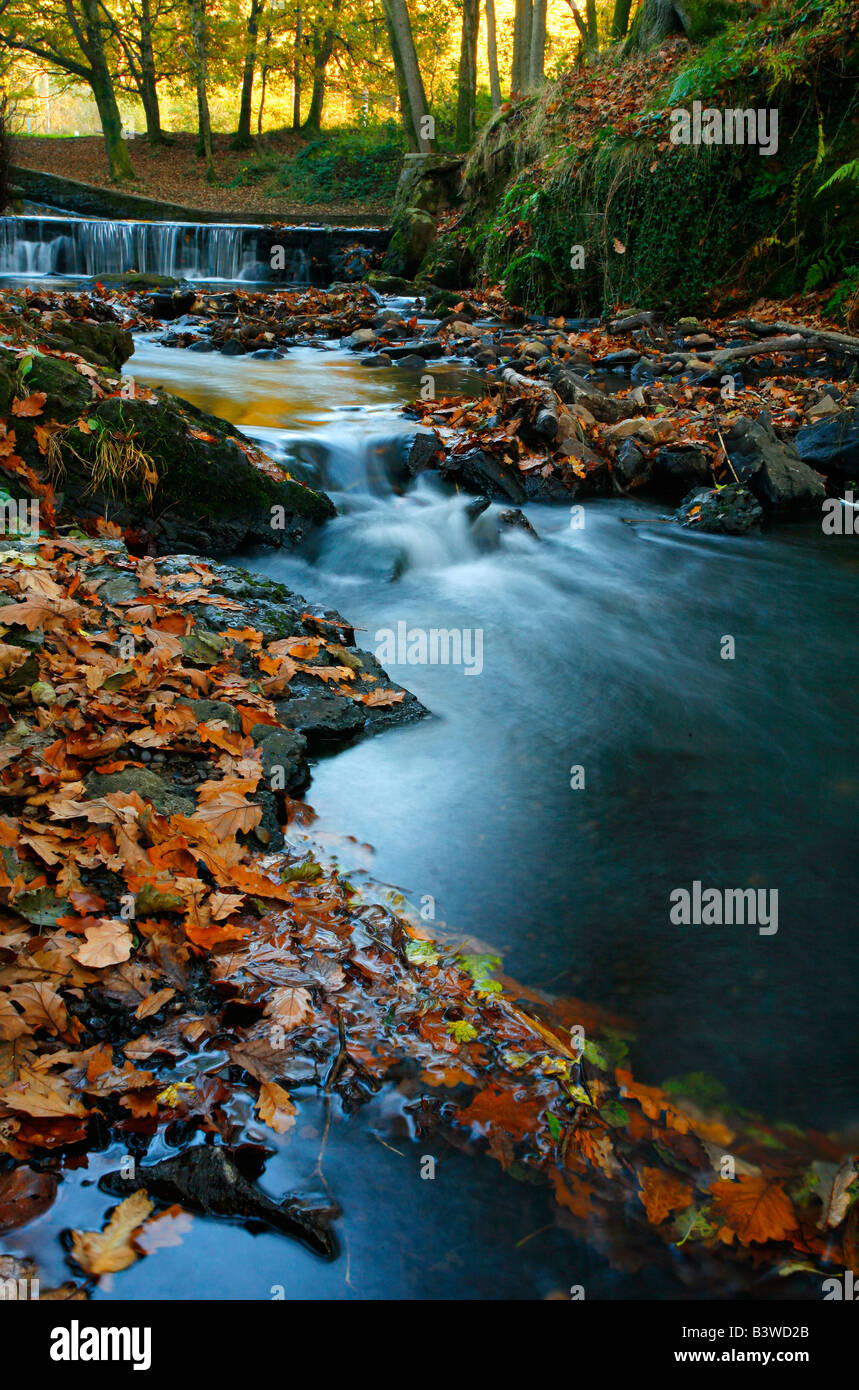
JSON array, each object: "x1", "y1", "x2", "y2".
[{"x1": 70, "y1": 1190, "x2": 154, "y2": 1275}]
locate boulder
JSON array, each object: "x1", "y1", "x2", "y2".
[
  {"x1": 674, "y1": 485, "x2": 763, "y2": 535},
  {"x1": 726, "y1": 413, "x2": 826, "y2": 515},
  {"x1": 795, "y1": 408, "x2": 859, "y2": 482},
  {"x1": 445, "y1": 448, "x2": 526, "y2": 504},
  {"x1": 651, "y1": 444, "x2": 712, "y2": 497}
]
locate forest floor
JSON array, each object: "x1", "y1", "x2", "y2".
[{"x1": 11, "y1": 133, "x2": 394, "y2": 223}]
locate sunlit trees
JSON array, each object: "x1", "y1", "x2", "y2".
[{"x1": 0, "y1": 0, "x2": 134, "y2": 177}]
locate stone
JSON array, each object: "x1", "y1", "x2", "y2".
[
  {"x1": 795, "y1": 408, "x2": 859, "y2": 481},
  {"x1": 726, "y1": 413, "x2": 826, "y2": 515},
  {"x1": 674, "y1": 484, "x2": 763, "y2": 534},
  {"x1": 249, "y1": 725, "x2": 309, "y2": 793},
  {"x1": 84, "y1": 768, "x2": 195, "y2": 818}
]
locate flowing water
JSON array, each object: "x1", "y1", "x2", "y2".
[{"x1": 10, "y1": 333, "x2": 859, "y2": 1300}]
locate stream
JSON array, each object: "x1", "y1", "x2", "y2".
[{"x1": 11, "y1": 329, "x2": 859, "y2": 1301}]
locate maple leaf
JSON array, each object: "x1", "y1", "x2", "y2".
[
  {"x1": 710, "y1": 1176, "x2": 797, "y2": 1246},
  {"x1": 257, "y1": 1080, "x2": 297, "y2": 1133},
  {"x1": 638, "y1": 1167, "x2": 694, "y2": 1225},
  {"x1": 176, "y1": 792, "x2": 262, "y2": 840},
  {"x1": 12, "y1": 392, "x2": 47, "y2": 417},
  {"x1": 70, "y1": 1190, "x2": 154, "y2": 1275},
  {"x1": 74, "y1": 919, "x2": 133, "y2": 968}
]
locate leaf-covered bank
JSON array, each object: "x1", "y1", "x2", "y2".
[{"x1": 421, "y1": 1, "x2": 859, "y2": 322}]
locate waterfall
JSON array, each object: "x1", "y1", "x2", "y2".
[{"x1": 0, "y1": 215, "x2": 314, "y2": 283}]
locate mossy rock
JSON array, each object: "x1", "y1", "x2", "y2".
[
  {"x1": 0, "y1": 342, "x2": 335, "y2": 555},
  {"x1": 85, "y1": 768, "x2": 195, "y2": 818}
]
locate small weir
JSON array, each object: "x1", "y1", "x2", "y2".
[{"x1": 0, "y1": 214, "x2": 389, "y2": 282}]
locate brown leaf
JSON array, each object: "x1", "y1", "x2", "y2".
[
  {"x1": 73, "y1": 919, "x2": 133, "y2": 969},
  {"x1": 70, "y1": 1190, "x2": 154, "y2": 1274},
  {"x1": 256, "y1": 1080, "x2": 297, "y2": 1133},
  {"x1": 638, "y1": 1167, "x2": 693, "y2": 1225},
  {"x1": 12, "y1": 392, "x2": 47, "y2": 418},
  {"x1": 710, "y1": 1176, "x2": 797, "y2": 1246},
  {"x1": 264, "y1": 986, "x2": 312, "y2": 1031},
  {"x1": 0, "y1": 1165, "x2": 58, "y2": 1231}
]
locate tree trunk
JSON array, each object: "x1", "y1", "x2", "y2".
[
  {"x1": 235, "y1": 0, "x2": 265, "y2": 147},
  {"x1": 292, "y1": 2, "x2": 302, "y2": 129},
  {"x1": 81, "y1": 0, "x2": 134, "y2": 180},
  {"x1": 624, "y1": 0, "x2": 682, "y2": 52},
  {"x1": 257, "y1": 26, "x2": 272, "y2": 134},
  {"x1": 610, "y1": 0, "x2": 633, "y2": 38},
  {"x1": 528, "y1": 0, "x2": 547, "y2": 88},
  {"x1": 381, "y1": 0, "x2": 433, "y2": 152},
  {"x1": 382, "y1": 3, "x2": 418, "y2": 149},
  {"x1": 455, "y1": 0, "x2": 479, "y2": 150},
  {"x1": 512, "y1": 0, "x2": 532, "y2": 95},
  {"x1": 138, "y1": 0, "x2": 163, "y2": 144},
  {"x1": 485, "y1": 0, "x2": 502, "y2": 112},
  {"x1": 585, "y1": 0, "x2": 598, "y2": 49},
  {"x1": 188, "y1": 0, "x2": 216, "y2": 180},
  {"x1": 302, "y1": 0, "x2": 341, "y2": 135}
]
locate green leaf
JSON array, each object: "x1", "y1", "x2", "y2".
[
  {"x1": 546, "y1": 1112, "x2": 563, "y2": 1142},
  {"x1": 598, "y1": 1100, "x2": 630, "y2": 1128},
  {"x1": 405, "y1": 939, "x2": 440, "y2": 967},
  {"x1": 446, "y1": 1020, "x2": 478, "y2": 1044}
]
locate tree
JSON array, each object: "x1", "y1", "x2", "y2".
[
  {"x1": 563, "y1": 0, "x2": 598, "y2": 55},
  {"x1": 511, "y1": 0, "x2": 532, "y2": 94},
  {"x1": 381, "y1": 0, "x2": 432, "y2": 152},
  {"x1": 302, "y1": 0, "x2": 342, "y2": 135},
  {"x1": 0, "y1": 0, "x2": 134, "y2": 179},
  {"x1": 292, "y1": 0, "x2": 302, "y2": 127},
  {"x1": 484, "y1": 0, "x2": 501, "y2": 112},
  {"x1": 455, "y1": 0, "x2": 478, "y2": 149},
  {"x1": 528, "y1": 0, "x2": 546, "y2": 88},
  {"x1": 610, "y1": 0, "x2": 633, "y2": 38},
  {"x1": 186, "y1": 0, "x2": 215, "y2": 179},
  {"x1": 98, "y1": 0, "x2": 176, "y2": 145},
  {"x1": 234, "y1": 0, "x2": 266, "y2": 147}
]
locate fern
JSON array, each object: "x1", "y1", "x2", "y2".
[{"x1": 816, "y1": 158, "x2": 859, "y2": 195}]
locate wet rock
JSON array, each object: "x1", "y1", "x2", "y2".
[
  {"x1": 795, "y1": 408, "x2": 859, "y2": 481},
  {"x1": 397, "y1": 353, "x2": 429, "y2": 370},
  {"x1": 181, "y1": 698, "x2": 243, "y2": 733},
  {"x1": 384, "y1": 339, "x2": 445, "y2": 362},
  {"x1": 365, "y1": 272, "x2": 416, "y2": 294},
  {"x1": 613, "y1": 438, "x2": 651, "y2": 487},
  {"x1": 99, "y1": 1145, "x2": 338, "y2": 1258},
  {"x1": 498, "y1": 507, "x2": 539, "y2": 539},
  {"x1": 273, "y1": 690, "x2": 365, "y2": 747},
  {"x1": 726, "y1": 413, "x2": 826, "y2": 515},
  {"x1": 249, "y1": 725, "x2": 309, "y2": 793},
  {"x1": 675, "y1": 484, "x2": 763, "y2": 534},
  {"x1": 147, "y1": 290, "x2": 197, "y2": 321},
  {"x1": 651, "y1": 444, "x2": 712, "y2": 497},
  {"x1": 342, "y1": 327, "x2": 377, "y2": 350},
  {"x1": 404, "y1": 428, "x2": 444, "y2": 476},
  {"x1": 84, "y1": 768, "x2": 195, "y2": 818},
  {"x1": 445, "y1": 448, "x2": 526, "y2": 504}
]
